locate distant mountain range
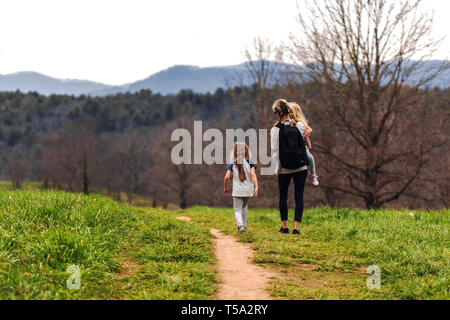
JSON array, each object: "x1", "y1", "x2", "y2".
[
  {"x1": 0, "y1": 71, "x2": 113, "y2": 96},
  {"x1": 0, "y1": 60, "x2": 448, "y2": 96},
  {"x1": 89, "y1": 64, "x2": 252, "y2": 96}
]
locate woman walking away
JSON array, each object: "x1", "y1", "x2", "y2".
[
  {"x1": 224, "y1": 142, "x2": 259, "y2": 234},
  {"x1": 289, "y1": 102, "x2": 319, "y2": 186},
  {"x1": 271, "y1": 99, "x2": 308, "y2": 235}
]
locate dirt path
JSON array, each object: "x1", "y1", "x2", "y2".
[{"x1": 176, "y1": 216, "x2": 276, "y2": 300}]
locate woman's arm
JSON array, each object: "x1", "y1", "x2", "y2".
[
  {"x1": 250, "y1": 167, "x2": 259, "y2": 198},
  {"x1": 223, "y1": 171, "x2": 231, "y2": 194}
]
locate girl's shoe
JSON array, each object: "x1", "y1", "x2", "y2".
[
  {"x1": 278, "y1": 227, "x2": 289, "y2": 234},
  {"x1": 237, "y1": 226, "x2": 246, "y2": 234},
  {"x1": 312, "y1": 174, "x2": 319, "y2": 186},
  {"x1": 292, "y1": 229, "x2": 300, "y2": 235}
]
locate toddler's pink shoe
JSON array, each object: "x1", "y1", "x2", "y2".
[{"x1": 312, "y1": 174, "x2": 319, "y2": 186}]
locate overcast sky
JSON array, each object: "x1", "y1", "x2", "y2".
[{"x1": 0, "y1": 0, "x2": 448, "y2": 85}]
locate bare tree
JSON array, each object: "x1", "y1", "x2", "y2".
[
  {"x1": 285, "y1": 0, "x2": 449, "y2": 208},
  {"x1": 38, "y1": 122, "x2": 103, "y2": 194},
  {"x1": 231, "y1": 37, "x2": 286, "y2": 129},
  {"x1": 226, "y1": 37, "x2": 286, "y2": 208},
  {"x1": 148, "y1": 119, "x2": 200, "y2": 209},
  {"x1": 5, "y1": 145, "x2": 29, "y2": 189},
  {"x1": 113, "y1": 130, "x2": 151, "y2": 202}
]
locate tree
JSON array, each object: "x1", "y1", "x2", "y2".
[
  {"x1": 38, "y1": 121, "x2": 102, "y2": 194},
  {"x1": 114, "y1": 129, "x2": 152, "y2": 202},
  {"x1": 232, "y1": 37, "x2": 285, "y2": 129},
  {"x1": 5, "y1": 146, "x2": 29, "y2": 189},
  {"x1": 286, "y1": 0, "x2": 449, "y2": 208},
  {"x1": 148, "y1": 119, "x2": 202, "y2": 209}
]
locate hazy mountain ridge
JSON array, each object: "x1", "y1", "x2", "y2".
[
  {"x1": 89, "y1": 64, "x2": 251, "y2": 96},
  {"x1": 0, "y1": 71, "x2": 115, "y2": 96},
  {"x1": 0, "y1": 60, "x2": 448, "y2": 96}
]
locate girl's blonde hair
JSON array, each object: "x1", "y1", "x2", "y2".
[
  {"x1": 288, "y1": 102, "x2": 308, "y2": 127},
  {"x1": 272, "y1": 99, "x2": 296, "y2": 127},
  {"x1": 231, "y1": 142, "x2": 250, "y2": 182}
]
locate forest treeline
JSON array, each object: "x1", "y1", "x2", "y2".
[
  {"x1": 0, "y1": 84, "x2": 448, "y2": 209},
  {"x1": 2, "y1": 0, "x2": 450, "y2": 210}
]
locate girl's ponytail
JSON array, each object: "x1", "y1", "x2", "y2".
[
  {"x1": 233, "y1": 142, "x2": 250, "y2": 182},
  {"x1": 236, "y1": 162, "x2": 246, "y2": 182}
]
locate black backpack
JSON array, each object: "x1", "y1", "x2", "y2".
[{"x1": 277, "y1": 122, "x2": 308, "y2": 169}]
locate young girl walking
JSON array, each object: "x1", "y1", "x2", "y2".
[
  {"x1": 289, "y1": 102, "x2": 320, "y2": 186},
  {"x1": 223, "y1": 142, "x2": 259, "y2": 234}
]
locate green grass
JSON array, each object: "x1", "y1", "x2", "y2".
[
  {"x1": 0, "y1": 190, "x2": 216, "y2": 299},
  {"x1": 170, "y1": 206, "x2": 449, "y2": 300},
  {"x1": 0, "y1": 181, "x2": 180, "y2": 210},
  {"x1": 0, "y1": 181, "x2": 42, "y2": 191},
  {"x1": 1, "y1": 189, "x2": 448, "y2": 300}
]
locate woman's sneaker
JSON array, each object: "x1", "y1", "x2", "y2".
[
  {"x1": 237, "y1": 226, "x2": 246, "y2": 234},
  {"x1": 292, "y1": 229, "x2": 300, "y2": 235},
  {"x1": 312, "y1": 174, "x2": 319, "y2": 186},
  {"x1": 278, "y1": 227, "x2": 289, "y2": 234}
]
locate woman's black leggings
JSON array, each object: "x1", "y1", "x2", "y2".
[{"x1": 278, "y1": 170, "x2": 307, "y2": 222}]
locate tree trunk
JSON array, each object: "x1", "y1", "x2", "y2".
[
  {"x1": 12, "y1": 180, "x2": 22, "y2": 190},
  {"x1": 323, "y1": 187, "x2": 336, "y2": 207},
  {"x1": 82, "y1": 154, "x2": 89, "y2": 195},
  {"x1": 42, "y1": 176, "x2": 49, "y2": 190},
  {"x1": 179, "y1": 188, "x2": 187, "y2": 209}
]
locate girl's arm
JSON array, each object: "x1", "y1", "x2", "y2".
[
  {"x1": 305, "y1": 136, "x2": 312, "y2": 150},
  {"x1": 303, "y1": 125, "x2": 313, "y2": 139},
  {"x1": 250, "y1": 167, "x2": 259, "y2": 198},
  {"x1": 223, "y1": 171, "x2": 231, "y2": 194}
]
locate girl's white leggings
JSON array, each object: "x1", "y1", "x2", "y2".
[
  {"x1": 233, "y1": 197, "x2": 250, "y2": 227},
  {"x1": 306, "y1": 150, "x2": 316, "y2": 175}
]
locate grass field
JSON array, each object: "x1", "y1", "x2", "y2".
[
  {"x1": 170, "y1": 206, "x2": 449, "y2": 300},
  {"x1": 0, "y1": 189, "x2": 448, "y2": 300},
  {"x1": 0, "y1": 190, "x2": 215, "y2": 299},
  {"x1": 0, "y1": 181, "x2": 180, "y2": 210},
  {"x1": 0, "y1": 181, "x2": 42, "y2": 191}
]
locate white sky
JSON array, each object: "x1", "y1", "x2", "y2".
[{"x1": 0, "y1": 0, "x2": 448, "y2": 85}]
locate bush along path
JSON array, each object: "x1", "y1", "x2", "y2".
[{"x1": 177, "y1": 216, "x2": 276, "y2": 300}]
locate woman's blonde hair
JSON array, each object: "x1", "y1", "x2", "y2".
[
  {"x1": 272, "y1": 99, "x2": 296, "y2": 127},
  {"x1": 288, "y1": 102, "x2": 308, "y2": 127}
]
